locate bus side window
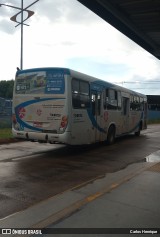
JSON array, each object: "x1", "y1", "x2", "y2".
[
  {"x1": 72, "y1": 79, "x2": 80, "y2": 108},
  {"x1": 80, "y1": 80, "x2": 90, "y2": 108},
  {"x1": 72, "y1": 78, "x2": 90, "y2": 108},
  {"x1": 91, "y1": 94, "x2": 96, "y2": 115},
  {"x1": 140, "y1": 97, "x2": 144, "y2": 110},
  {"x1": 106, "y1": 89, "x2": 118, "y2": 110},
  {"x1": 103, "y1": 89, "x2": 108, "y2": 109},
  {"x1": 135, "y1": 96, "x2": 140, "y2": 110},
  {"x1": 130, "y1": 95, "x2": 141, "y2": 111},
  {"x1": 130, "y1": 95, "x2": 134, "y2": 110},
  {"x1": 117, "y1": 91, "x2": 122, "y2": 110},
  {"x1": 97, "y1": 93, "x2": 101, "y2": 115}
]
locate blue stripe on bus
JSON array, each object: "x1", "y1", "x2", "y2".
[
  {"x1": 87, "y1": 109, "x2": 106, "y2": 134},
  {"x1": 128, "y1": 112, "x2": 143, "y2": 133},
  {"x1": 15, "y1": 98, "x2": 65, "y2": 132},
  {"x1": 87, "y1": 110, "x2": 143, "y2": 137},
  {"x1": 117, "y1": 112, "x2": 143, "y2": 136}
]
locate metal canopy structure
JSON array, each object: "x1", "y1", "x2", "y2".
[{"x1": 77, "y1": 0, "x2": 160, "y2": 60}]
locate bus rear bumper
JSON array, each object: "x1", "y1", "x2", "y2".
[{"x1": 12, "y1": 128, "x2": 72, "y2": 145}]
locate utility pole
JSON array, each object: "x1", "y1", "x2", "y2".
[
  {"x1": 0, "y1": 0, "x2": 39, "y2": 70},
  {"x1": 21, "y1": 0, "x2": 24, "y2": 70}
]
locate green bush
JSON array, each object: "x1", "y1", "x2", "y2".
[
  {"x1": 0, "y1": 128, "x2": 12, "y2": 139},
  {"x1": 148, "y1": 119, "x2": 160, "y2": 124},
  {"x1": 0, "y1": 118, "x2": 12, "y2": 128}
]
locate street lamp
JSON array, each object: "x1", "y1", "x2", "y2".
[{"x1": 0, "y1": 0, "x2": 39, "y2": 70}]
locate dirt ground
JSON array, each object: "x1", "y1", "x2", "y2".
[{"x1": 0, "y1": 138, "x2": 20, "y2": 145}]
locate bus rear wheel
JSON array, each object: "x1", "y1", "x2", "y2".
[
  {"x1": 107, "y1": 125, "x2": 115, "y2": 145},
  {"x1": 135, "y1": 130, "x2": 140, "y2": 136}
]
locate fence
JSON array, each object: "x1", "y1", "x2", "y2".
[{"x1": 0, "y1": 97, "x2": 12, "y2": 128}]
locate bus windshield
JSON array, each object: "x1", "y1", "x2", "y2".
[{"x1": 15, "y1": 70, "x2": 65, "y2": 95}]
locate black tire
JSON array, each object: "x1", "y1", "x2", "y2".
[
  {"x1": 107, "y1": 125, "x2": 115, "y2": 145},
  {"x1": 135, "y1": 124, "x2": 141, "y2": 136},
  {"x1": 135, "y1": 130, "x2": 140, "y2": 136}
]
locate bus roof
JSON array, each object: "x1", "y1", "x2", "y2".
[{"x1": 16, "y1": 67, "x2": 146, "y2": 98}]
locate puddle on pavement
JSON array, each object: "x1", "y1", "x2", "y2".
[{"x1": 145, "y1": 150, "x2": 160, "y2": 162}]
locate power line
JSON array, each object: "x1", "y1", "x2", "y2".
[
  {"x1": 124, "y1": 88, "x2": 160, "y2": 90},
  {"x1": 114, "y1": 81, "x2": 160, "y2": 84}
]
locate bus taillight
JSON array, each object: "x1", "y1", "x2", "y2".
[
  {"x1": 12, "y1": 114, "x2": 17, "y2": 124},
  {"x1": 60, "y1": 115, "x2": 68, "y2": 128}
]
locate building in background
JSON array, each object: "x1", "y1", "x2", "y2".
[{"x1": 147, "y1": 95, "x2": 160, "y2": 122}]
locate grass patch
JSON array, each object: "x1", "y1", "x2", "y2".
[
  {"x1": 148, "y1": 119, "x2": 160, "y2": 124},
  {"x1": 0, "y1": 128, "x2": 13, "y2": 139},
  {"x1": 0, "y1": 118, "x2": 12, "y2": 129}
]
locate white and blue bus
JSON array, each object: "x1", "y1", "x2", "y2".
[{"x1": 12, "y1": 67, "x2": 147, "y2": 145}]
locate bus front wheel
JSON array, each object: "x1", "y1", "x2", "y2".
[
  {"x1": 135, "y1": 123, "x2": 142, "y2": 136},
  {"x1": 135, "y1": 130, "x2": 140, "y2": 136},
  {"x1": 107, "y1": 125, "x2": 115, "y2": 145}
]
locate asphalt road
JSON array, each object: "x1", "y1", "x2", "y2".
[{"x1": 0, "y1": 124, "x2": 160, "y2": 219}]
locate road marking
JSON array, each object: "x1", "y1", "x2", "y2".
[
  {"x1": 86, "y1": 192, "x2": 103, "y2": 202},
  {"x1": 31, "y1": 162, "x2": 155, "y2": 230}
]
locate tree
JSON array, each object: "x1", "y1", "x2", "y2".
[{"x1": 0, "y1": 80, "x2": 14, "y2": 99}]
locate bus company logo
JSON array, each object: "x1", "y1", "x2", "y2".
[
  {"x1": 36, "y1": 109, "x2": 42, "y2": 116},
  {"x1": 18, "y1": 107, "x2": 26, "y2": 119},
  {"x1": 74, "y1": 113, "x2": 83, "y2": 118},
  {"x1": 50, "y1": 113, "x2": 61, "y2": 117}
]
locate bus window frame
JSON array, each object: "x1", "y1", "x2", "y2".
[
  {"x1": 105, "y1": 89, "x2": 122, "y2": 110},
  {"x1": 72, "y1": 78, "x2": 90, "y2": 109}
]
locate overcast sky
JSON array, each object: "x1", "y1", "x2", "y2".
[{"x1": 0, "y1": 0, "x2": 160, "y2": 95}]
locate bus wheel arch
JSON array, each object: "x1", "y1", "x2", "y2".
[{"x1": 107, "y1": 124, "x2": 116, "y2": 145}]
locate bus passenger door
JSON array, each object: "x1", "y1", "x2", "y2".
[
  {"x1": 122, "y1": 97, "x2": 129, "y2": 133},
  {"x1": 91, "y1": 91, "x2": 102, "y2": 142}
]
